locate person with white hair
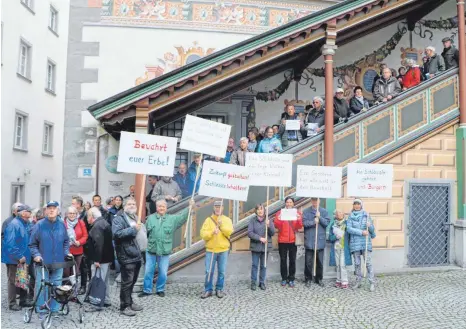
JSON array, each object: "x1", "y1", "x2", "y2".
[
  {"x1": 138, "y1": 198, "x2": 194, "y2": 298},
  {"x1": 304, "y1": 96, "x2": 325, "y2": 137},
  {"x1": 373, "y1": 67, "x2": 402, "y2": 103},
  {"x1": 229, "y1": 137, "x2": 249, "y2": 166},
  {"x1": 401, "y1": 58, "x2": 422, "y2": 90},
  {"x1": 87, "y1": 206, "x2": 114, "y2": 307},
  {"x1": 1, "y1": 202, "x2": 23, "y2": 241},
  {"x1": 425, "y1": 46, "x2": 445, "y2": 78}
]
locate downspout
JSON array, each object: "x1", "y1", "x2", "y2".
[{"x1": 95, "y1": 130, "x2": 109, "y2": 195}]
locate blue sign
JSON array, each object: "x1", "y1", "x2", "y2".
[{"x1": 83, "y1": 168, "x2": 92, "y2": 177}]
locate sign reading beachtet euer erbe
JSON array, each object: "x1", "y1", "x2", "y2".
[
  {"x1": 117, "y1": 131, "x2": 177, "y2": 176},
  {"x1": 347, "y1": 163, "x2": 393, "y2": 198},
  {"x1": 296, "y1": 165, "x2": 342, "y2": 198},
  {"x1": 199, "y1": 160, "x2": 250, "y2": 201},
  {"x1": 179, "y1": 115, "x2": 231, "y2": 158},
  {"x1": 246, "y1": 153, "x2": 293, "y2": 187}
]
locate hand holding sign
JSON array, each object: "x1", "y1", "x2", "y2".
[{"x1": 285, "y1": 120, "x2": 301, "y2": 130}]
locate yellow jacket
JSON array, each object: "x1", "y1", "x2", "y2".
[{"x1": 200, "y1": 214, "x2": 234, "y2": 253}]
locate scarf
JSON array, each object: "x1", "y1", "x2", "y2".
[
  {"x1": 248, "y1": 140, "x2": 257, "y2": 152},
  {"x1": 125, "y1": 212, "x2": 148, "y2": 252},
  {"x1": 355, "y1": 95, "x2": 365, "y2": 105},
  {"x1": 349, "y1": 210, "x2": 364, "y2": 228},
  {"x1": 334, "y1": 219, "x2": 346, "y2": 249},
  {"x1": 66, "y1": 218, "x2": 78, "y2": 242}
]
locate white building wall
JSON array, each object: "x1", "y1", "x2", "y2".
[{"x1": 1, "y1": 0, "x2": 70, "y2": 218}]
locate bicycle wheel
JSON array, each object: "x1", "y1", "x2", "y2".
[
  {"x1": 78, "y1": 307, "x2": 84, "y2": 323},
  {"x1": 41, "y1": 312, "x2": 52, "y2": 329},
  {"x1": 23, "y1": 308, "x2": 33, "y2": 323}
]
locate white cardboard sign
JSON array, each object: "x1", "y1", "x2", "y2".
[
  {"x1": 296, "y1": 165, "x2": 342, "y2": 198},
  {"x1": 246, "y1": 153, "x2": 293, "y2": 187},
  {"x1": 285, "y1": 120, "x2": 301, "y2": 130},
  {"x1": 117, "y1": 131, "x2": 177, "y2": 176},
  {"x1": 347, "y1": 163, "x2": 393, "y2": 198},
  {"x1": 198, "y1": 160, "x2": 250, "y2": 201},
  {"x1": 179, "y1": 115, "x2": 231, "y2": 158},
  {"x1": 280, "y1": 208, "x2": 298, "y2": 221}
]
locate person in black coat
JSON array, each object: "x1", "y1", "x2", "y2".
[
  {"x1": 87, "y1": 207, "x2": 114, "y2": 307},
  {"x1": 349, "y1": 86, "x2": 370, "y2": 115},
  {"x1": 441, "y1": 37, "x2": 459, "y2": 70},
  {"x1": 333, "y1": 88, "x2": 351, "y2": 124}
]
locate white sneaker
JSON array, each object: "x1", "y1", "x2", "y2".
[{"x1": 369, "y1": 284, "x2": 375, "y2": 292}]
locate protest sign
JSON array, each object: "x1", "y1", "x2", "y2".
[
  {"x1": 296, "y1": 165, "x2": 342, "y2": 198},
  {"x1": 281, "y1": 208, "x2": 298, "y2": 221},
  {"x1": 198, "y1": 160, "x2": 250, "y2": 201},
  {"x1": 347, "y1": 163, "x2": 393, "y2": 198},
  {"x1": 285, "y1": 120, "x2": 301, "y2": 130},
  {"x1": 117, "y1": 131, "x2": 177, "y2": 176},
  {"x1": 179, "y1": 115, "x2": 231, "y2": 158},
  {"x1": 246, "y1": 153, "x2": 293, "y2": 187}
]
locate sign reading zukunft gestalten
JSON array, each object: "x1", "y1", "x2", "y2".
[
  {"x1": 198, "y1": 160, "x2": 250, "y2": 201},
  {"x1": 245, "y1": 153, "x2": 293, "y2": 187},
  {"x1": 179, "y1": 115, "x2": 232, "y2": 158},
  {"x1": 347, "y1": 163, "x2": 393, "y2": 198},
  {"x1": 296, "y1": 165, "x2": 342, "y2": 198},
  {"x1": 117, "y1": 131, "x2": 178, "y2": 176}
]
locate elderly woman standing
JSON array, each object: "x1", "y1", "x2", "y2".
[
  {"x1": 230, "y1": 137, "x2": 249, "y2": 166},
  {"x1": 63, "y1": 206, "x2": 88, "y2": 279},
  {"x1": 349, "y1": 86, "x2": 370, "y2": 115},
  {"x1": 402, "y1": 58, "x2": 422, "y2": 90},
  {"x1": 248, "y1": 204, "x2": 275, "y2": 291},
  {"x1": 304, "y1": 96, "x2": 326, "y2": 137}
]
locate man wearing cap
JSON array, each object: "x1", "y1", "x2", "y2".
[
  {"x1": 2, "y1": 205, "x2": 33, "y2": 310},
  {"x1": 2, "y1": 202, "x2": 23, "y2": 242},
  {"x1": 29, "y1": 201, "x2": 70, "y2": 316},
  {"x1": 333, "y1": 88, "x2": 351, "y2": 124},
  {"x1": 200, "y1": 200, "x2": 234, "y2": 299},
  {"x1": 441, "y1": 37, "x2": 459, "y2": 70},
  {"x1": 303, "y1": 197, "x2": 330, "y2": 287}
]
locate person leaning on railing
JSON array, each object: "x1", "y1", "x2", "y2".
[{"x1": 372, "y1": 67, "x2": 402, "y2": 104}]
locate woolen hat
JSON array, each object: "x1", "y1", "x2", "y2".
[
  {"x1": 17, "y1": 205, "x2": 32, "y2": 213},
  {"x1": 213, "y1": 201, "x2": 223, "y2": 207},
  {"x1": 353, "y1": 198, "x2": 363, "y2": 205}
]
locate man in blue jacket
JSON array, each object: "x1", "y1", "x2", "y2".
[
  {"x1": 29, "y1": 201, "x2": 70, "y2": 316},
  {"x1": 2, "y1": 205, "x2": 33, "y2": 310},
  {"x1": 303, "y1": 197, "x2": 330, "y2": 287}
]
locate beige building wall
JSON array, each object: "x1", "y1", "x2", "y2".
[{"x1": 232, "y1": 123, "x2": 458, "y2": 252}]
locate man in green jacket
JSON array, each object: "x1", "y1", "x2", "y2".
[{"x1": 138, "y1": 199, "x2": 194, "y2": 297}]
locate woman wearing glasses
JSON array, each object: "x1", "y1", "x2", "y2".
[
  {"x1": 63, "y1": 206, "x2": 88, "y2": 280},
  {"x1": 304, "y1": 96, "x2": 326, "y2": 137}
]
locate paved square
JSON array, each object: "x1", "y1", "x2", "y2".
[{"x1": 2, "y1": 270, "x2": 466, "y2": 329}]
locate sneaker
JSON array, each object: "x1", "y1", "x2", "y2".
[
  {"x1": 78, "y1": 286, "x2": 86, "y2": 295},
  {"x1": 280, "y1": 280, "x2": 287, "y2": 287},
  {"x1": 251, "y1": 283, "x2": 256, "y2": 291},
  {"x1": 370, "y1": 284, "x2": 375, "y2": 292},
  {"x1": 9, "y1": 304, "x2": 22, "y2": 311},
  {"x1": 138, "y1": 292, "x2": 151, "y2": 298},
  {"x1": 288, "y1": 281, "x2": 295, "y2": 288},
  {"x1": 259, "y1": 283, "x2": 266, "y2": 291},
  {"x1": 130, "y1": 303, "x2": 143, "y2": 312},
  {"x1": 341, "y1": 283, "x2": 349, "y2": 289},
  {"x1": 335, "y1": 282, "x2": 341, "y2": 288},
  {"x1": 201, "y1": 291, "x2": 212, "y2": 299},
  {"x1": 156, "y1": 292, "x2": 165, "y2": 297},
  {"x1": 120, "y1": 307, "x2": 136, "y2": 317},
  {"x1": 216, "y1": 290, "x2": 225, "y2": 298}
]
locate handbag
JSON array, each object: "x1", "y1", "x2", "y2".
[
  {"x1": 87, "y1": 268, "x2": 106, "y2": 308},
  {"x1": 15, "y1": 264, "x2": 29, "y2": 290},
  {"x1": 287, "y1": 220, "x2": 304, "y2": 246}
]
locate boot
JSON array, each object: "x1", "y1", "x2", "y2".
[
  {"x1": 120, "y1": 307, "x2": 136, "y2": 317},
  {"x1": 250, "y1": 282, "x2": 256, "y2": 291}
]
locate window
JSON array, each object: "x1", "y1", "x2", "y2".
[
  {"x1": 14, "y1": 112, "x2": 28, "y2": 150},
  {"x1": 11, "y1": 184, "x2": 25, "y2": 205},
  {"x1": 40, "y1": 185, "x2": 50, "y2": 207},
  {"x1": 42, "y1": 123, "x2": 54, "y2": 155},
  {"x1": 49, "y1": 6, "x2": 58, "y2": 33},
  {"x1": 46, "y1": 60, "x2": 56, "y2": 92},
  {"x1": 20, "y1": 0, "x2": 34, "y2": 13},
  {"x1": 197, "y1": 114, "x2": 226, "y2": 124},
  {"x1": 18, "y1": 39, "x2": 32, "y2": 79},
  {"x1": 161, "y1": 118, "x2": 187, "y2": 171}
]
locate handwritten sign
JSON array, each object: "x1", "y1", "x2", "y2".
[
  {"x1": 117, "y1": 131, "x2": 177, "y2": 176},
  {"x1": 347, "y1": 163, "x2": 393, "y2": 198},
  {"x1": 281, "y1": 208, "x2": 298, "y2": 221},
  {"x1": 198, "y1": 160, "x2": 250, "y2": 201},
  {"x1": 180, "y1": 115, "x2": 231, "y2": 158},
  {"x1": 246, "y1": 153, "x2": 293, "y2": 187},
  {"x1": 296, "y1": 165, "x2": 342, "y2": 198},
  {"x1": 285, "y1": 120, "x2": 301, "y2": 131}
]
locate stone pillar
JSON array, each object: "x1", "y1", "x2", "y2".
[{"x1": 455, "y1": 0, "x2": 466, "y2": 267}]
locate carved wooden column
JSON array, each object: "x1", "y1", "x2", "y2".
[{"x1": 134, "y1": 98, "x2": 150, "y2": 222}]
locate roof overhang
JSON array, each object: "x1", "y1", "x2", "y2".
[{"x1": 89, "y1": 0, "x2": 446, "y2": 133}]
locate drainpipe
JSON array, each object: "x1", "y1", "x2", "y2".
[
  {"x1": 95, "y1": 130, "x2": 109, "y2": 195},
  {"x1": 458, "y1": 0, "x2": 466, "y2": 126}
]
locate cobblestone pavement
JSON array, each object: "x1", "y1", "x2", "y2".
[{"x1": 2, "y1": 269, "x2": 466, "y2": 329}]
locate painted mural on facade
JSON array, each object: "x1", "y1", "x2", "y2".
[{"x1": 89, "y1": 0, "x2": 326, "y2": 33}]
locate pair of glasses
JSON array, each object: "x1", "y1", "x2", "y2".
[{"x1": 313, "y1": 101, "x2": 320, "y2": 104}]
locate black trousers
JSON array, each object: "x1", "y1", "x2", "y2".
[
  {"x1": 80, "y1": 254, "x2": 91, "y2": 288},
  {"x1": 6, "y1": 264, "x2": 27, "y2": 307},
  {"x1": 304, "y1": 249, "x2": 324, "y2": 283},
  {"x1": 278, "y1": 243, "x2": 297, "y2": 282},
  {"x1": 120, "y1": 261, "x2": 141, "y2": 310}
]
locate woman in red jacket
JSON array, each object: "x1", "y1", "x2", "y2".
[
  {"x1": 402, "y1": 58, "x2": 421, "y2": 90},
  {"x1": 63, "y1": 206, "x2": 88, "y2": 279},
  {"x1": 274, "y1": 197, "x2": 303, "y2": 288}
]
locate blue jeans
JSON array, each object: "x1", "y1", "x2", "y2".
[
  {"x1": 35, "y1": 267, "x2": 63, "y2": 313},
  {"x1": 251, "y1": 251, "x2": 267, "y2": 284},
  {"x1": 142, "y1": 252, "x2": 170, "y2": 294},
  {"x1": 204, "y1": 251, "x2": 228, "y2": 292}
]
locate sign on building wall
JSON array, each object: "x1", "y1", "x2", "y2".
[
  {"x1": 296, "y1": 165, "x2": 342, "y2": 198},
  {"x1": 347, "y1": 163, "x2": 393, "y2": 198},
  {"x1": 179, "y1": 115, "x2": 231, "y2": 158},
  {"x1": 246, "y1": 153, "x2": 293, "y2": 187},
  {"x1": 117, "y1": 131, "x2": 178, "y2": 176},
  {"x1": 198, "y1": 160, "x2": 250, "y2": 201}
]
